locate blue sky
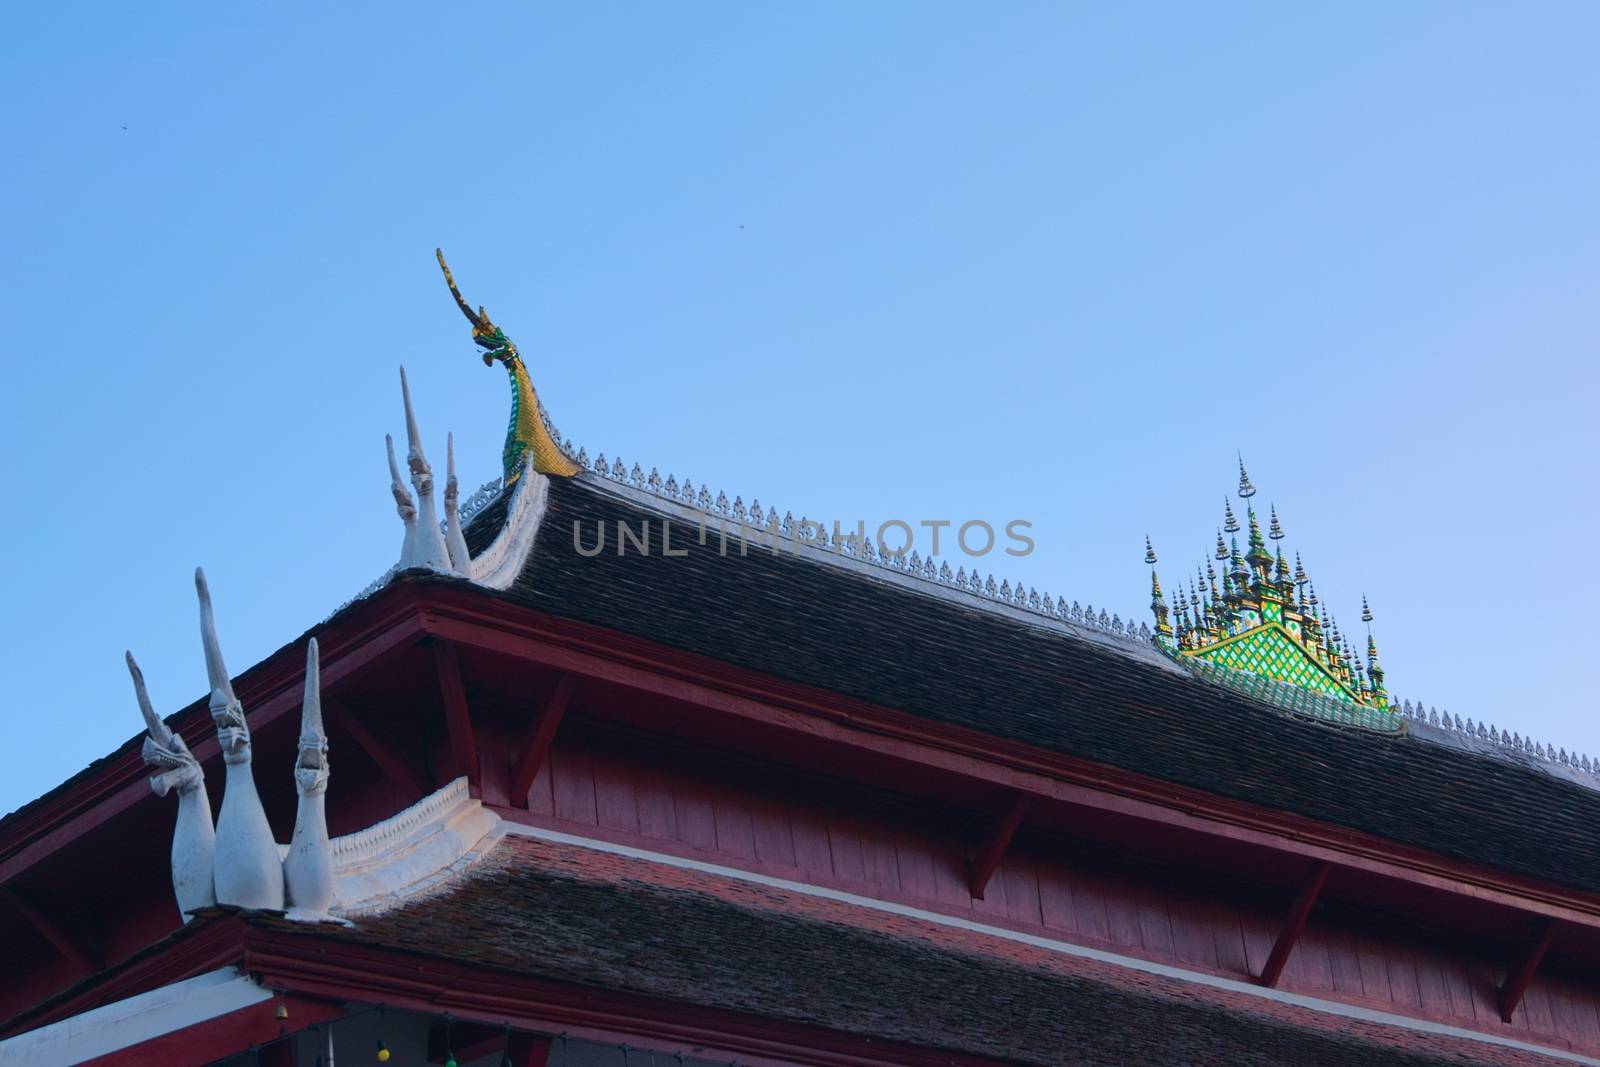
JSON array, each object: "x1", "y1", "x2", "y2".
[{"x1": 2, "y1": 4, "x2": 1597, "y2": 814}]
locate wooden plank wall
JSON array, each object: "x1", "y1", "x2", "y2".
[{"x1": 511, "y1": 723, "x2": 1600, "y2": 1055}]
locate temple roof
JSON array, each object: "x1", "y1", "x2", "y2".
[
  {"x1": 448, "y1": 473, "x2": 1600, "y2": 897},
  {"x1": 14, "y1": 832, "x2": 1580, "y2": 1067}
]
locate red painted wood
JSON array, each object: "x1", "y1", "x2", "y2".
[
  {"x1": 526, "y1": 759, "x2": 556, "y2": 815},
  {"x1": 827, "y1": 824, "x2": 867, "y2": 883},
  {"x1": 0, "y1": 886, "x2": 97, "y2": 974},
  {"x1": 1209, "y1": 901, "x2": 1251, "y2": 978},
  {"x1": 789, "y1": 815, "x2": 835, "y2": 879},
  {"x1": 1521, "y1": 980, "x2": 1557, "y2": 1037},
  {"x1": 511, "y1": 675, "x2": 577, "y2": 807},
  {"x1": 672, "y1": 780, "x2": 718, "y2": 851},
  {"x1": 243, "y1": 927, "x2": 1008, "y2": 1067},
  {"x1": 550, "y1": 744, "x2": 599, "y2": 826},
  {"x1": 1412, "y1": 951, "x2": 1453, "y2": 1021},
  {"x1": 1259, "y1": 861, "x2": 1331, "y2": 988},
  {"x1": 591, "y1": 750, "x2": 641, "y2": 835},
  {"x1": 505, "y1": 1031, "x2": 554, "y2": 1067},
  {"x1": 631, "y1": 765, "x2": 678, "y2": 841},
  {"x1": 416, "y1": 594, "x2": 1600, "y2": 935},
  {"x1": 1068, "y1": 870, "x2": 1111, "y2": 944},
  {"x1": 967, "y1": 795, "x2": 1030, "y2": 901},
  {"x1": 330, "y1": 701, "x2": 431, "y2": 797},
  {"x1": 1103, "y1": 877, "x2": 1143, "y2": 952},
  {"x1": 1500, "y1": 919, "x2": 1556, "y2": 1023},
  {"x1": 432, "y1": 640, "x2": 480, "y2": 787},
  {"x1": 1167, "y1": 897, "x2": 1219, "y2": 973},
  {"x1": 1385, "y1": 945, "x2": 1424, "y2": 1013},
  {"x1": 855, "y1": 821, "x2": 903, "y2": 896},
  {"x1": 79, "y1": 996, "x2": 341, "y2": 1067},
  {"x1": 1132, "y1": 883, "x2": 1176, "y2": 957},
  {"x1": 999, "y1": 856, "x2": 1044, "y2": 928},
  {"x1": 1034, "y1": 866, "x2": 1076, "y2": 935},
  {"x1": 712, "y1": 796, "x2": 758, "y2": 861},
  {"x1": 498, "y1": 726, "x2": 1600, "y2": 1052},
  {"x1": 892, "y1": 826, "x2": 939, "y2": 900},
  {"x1": 748, "y1": 796, "x2": 798, "y2": 869},
  {"x1": 1324, "y1": 929, "x2": 1366, "y2": 999}
]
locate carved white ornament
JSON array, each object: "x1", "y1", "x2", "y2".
[{"x1": 131, "y1": 570, "x2": 338, "y2": 922}]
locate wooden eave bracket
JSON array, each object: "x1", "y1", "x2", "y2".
[
  {"x1": 511, "y1": 674, "x2": 578, "y2": 808},
  {"x1": 968, "y1": 794, "x2": 1031, "y2": 900},
  {"x1": 432, "y1": 640, "x2": 481, "y2": 789},
  {"x1": 1498, "y1": 918, "x2": 1557, "y2": 1023},
  {"x1": 0, "y1": 885, "x2": 99, "y2": 974},
  {"x1": 328, "y1": 699, "x2": 431, "y2": 797},
  {"x1": 1258, "y1": 860, "x2": 1332, "y2": 987}
]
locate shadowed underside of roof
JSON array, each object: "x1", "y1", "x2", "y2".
[{"x1": 462, "y1": 476, "x2": 1600, "y2": 896}]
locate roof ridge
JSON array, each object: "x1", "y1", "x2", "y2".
[
  {"x1": 336, "y1": 433, "x2": 1600, "y2": 792},
  {"x1": 564, "y1": 449, "x2": 1155, "y2": 648}
]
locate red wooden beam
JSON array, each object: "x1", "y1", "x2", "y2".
[
  {"x1": 1499, "y1": 918, "x2": 1557, "y2": 1023},
  {"x1": 1258, "y1": 860, "x2": 1331, "y2": 988},
  {"x1": 329, "y1": 700, "x2": 431, "y2": 797},
  {"x1": 244, "y1": 927, "x2": 1007, "y2": 1067},
  {"x1": 78, "y1": 994, "x2": 341, "y2": 1067},
  {"x1": 0, "y1": 886, "x2": 98, "y2": 974},
  {"x1": 511, "y1": 675, "x2": 578, "y2": 808},
  {"x1": 967, "y1": 794, "x2": 1031, "y2": 900},
  {"x1": 432, "y1": 640, "x2": 480, "y2": 788}
]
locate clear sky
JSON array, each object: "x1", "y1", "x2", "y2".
[{"x1": 2, "y1": 4, "x2": 1597, "y2": 815}]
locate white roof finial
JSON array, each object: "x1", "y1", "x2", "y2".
[
  {"x1": 444, "y1": 431, "x2": 472, "y2": 575},
  {"x1": 391, "y1": 366, "x2": 452, "y2": 572}
]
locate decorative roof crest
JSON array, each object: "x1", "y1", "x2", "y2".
[
  {"x1": 435, "y1": 249, "x2": 580, "y2": 484},
  {"x1": 1147, "y1": 460, "x2": 1390, "y2": 713}
]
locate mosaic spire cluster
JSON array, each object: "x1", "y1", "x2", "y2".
[{"x1": 1147, "y1": 460, "x2": 1388, "y2": 708}]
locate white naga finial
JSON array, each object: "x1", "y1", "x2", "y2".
[
  {"x1": 387, "y1": 432, "x2": 418, "y2": 564},
  {"x1": 128, "y1": 651, "x2": 216, "y2": 919},
  {"x1": 395, "y1": 366, "x2": 453, "y2": 572},
  {"x1": 284, "y1": 639, "x2": 335, "y2": 920},
  {"x1": 444, "y1": 431, "x2": 471, "y2": 574},
  {"x1": 196, "y1": 567, "x2": 284, "y2": 911}
]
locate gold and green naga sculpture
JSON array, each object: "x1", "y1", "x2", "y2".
[
  {"x1": 1147, "y1": 460, "x2": 1388, "y2": 711},
  {"x1": 435, "y1": 249, "x2": 580, "y2": 484}
]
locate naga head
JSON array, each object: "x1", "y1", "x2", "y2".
[
  {"x1": 437, "y1": 248, "x2": 517, "y2": 367},
  {"x1": 127, "y1": 652, "x2": 204, "y2": 797},
  {"x1": 295, "y1": 639, "x2": 330, "y2": 797},
  {"x1": 196, "y1": 568, "x2": 251, "y2": 761}
]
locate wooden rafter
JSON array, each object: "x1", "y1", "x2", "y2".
[
  {"x1": 1498, "y1": 918, "x2": 1556, "y2": 1023},
  {"x1": 1258, "y1": 860, "x2": 1332, "y2": 987},
  {"x1": 967, "y1": 794, "x2": 1031, "y2": 900},
  {"x1": 510, "y1": 674, "x2": 578, "y2": 808}
]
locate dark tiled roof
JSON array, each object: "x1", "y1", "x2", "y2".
[
  {"x1": 467, "y1": 477, "x2": 1600, "y2": 895},
  {"x1": 286, "y1": 836, "x2": 1573, "y2": 1067}
]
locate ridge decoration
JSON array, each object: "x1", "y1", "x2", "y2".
[
  {"x1": 436, "y1": 249, "x2": 580, "y2": 485},
  {"x1": 1147, "y1": 460, "x2": 1392, "y2": 725}
]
